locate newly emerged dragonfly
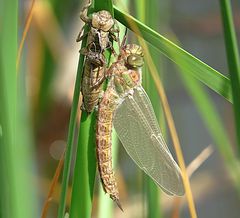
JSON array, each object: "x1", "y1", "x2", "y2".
[
  {"x1": 77, "y1": 0, "x2": 119, "y2": 112},
  {"x1": 96, "y1": 44, "x2": 184, "y2": 209}
]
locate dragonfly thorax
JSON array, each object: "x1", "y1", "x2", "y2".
[{"x1": 114, "y1": 70, "x2": 141, "y2": 96}]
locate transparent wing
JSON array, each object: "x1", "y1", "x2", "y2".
[
  {"x1": 113, "y1": 86, "x2": 184, "y2": 196},
  {"x1": 132, "y1": 86, "x2": 171, "y2": 153}
]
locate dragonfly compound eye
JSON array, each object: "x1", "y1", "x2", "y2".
[
  {"x1": 127, "y1": 55, "x2": 144, "y2": 68},
  {"x1": 92, "y1": 11, "x2": 114, "y2": 31}
]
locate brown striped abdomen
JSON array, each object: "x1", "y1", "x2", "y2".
[
  {"x1": 96, "y1": 87, "x2": 122, "y2": 209},
  {"x1": 81, "y1": 60, "x2": 104, "y2": 113}
]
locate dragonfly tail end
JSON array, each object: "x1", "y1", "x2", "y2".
[
  {"x1": 110, "y1": 195, "x2": 124, "y2": 212},
  {"x1": 115, "y1": 198, "x2": 124, "y2": 212}
]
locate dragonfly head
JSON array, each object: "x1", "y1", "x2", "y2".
[
  {"x1": 92, "y1": 10, "x2": 114, "y2": 31},
  {"x1": 126, "y1": 54, "x2": 144, "y2": 68},
  {"x1": 121, "y1": 44, "x2": 144, "y2": 69}
]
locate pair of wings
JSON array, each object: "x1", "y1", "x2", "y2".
[{"x1": 113, "y1": 86, "x2": 185, "y2": 196}]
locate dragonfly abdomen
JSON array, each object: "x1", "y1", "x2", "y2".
[
  {"x1": 96, "y1": 87, "x2": 123, "y2": 209},
  {"x1": 81, "y1": 60, "x2": 105, "y2": 112}
]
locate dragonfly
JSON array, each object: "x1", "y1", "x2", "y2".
[
  {"x1": 96, "y1": 44, "x2": 185, "y2": 210},
  {"x1": 77, "y1": 0, "x2": 119, "y2": 112}
]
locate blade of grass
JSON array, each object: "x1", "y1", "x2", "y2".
[
  {"x1": 0, "y1": 0, "x2": 38, "y2": 217},
  {"x1": 137, "y1": 0, "x2": 162, "y2": 217},
  {"x1": 113, "y1": 6, "x2": 232, "y2": 103},
  {"x1": 219, "y1": 0, "x2": 240, "y2": 154},
  {"x1": 94, "y1": 0, "x2": 113, "y2": 13},
  {"x1": 145, "y1": 178, "x2": 161, "y2": 218},
  {"x1": 57, "y1": 39, "x2": 86, "y2": 218},
  {"x1": 135, "y1": 0, "x2": 145, "y2": 23},
  {"x1": 69, "y1": 0, "x2": 114, "y2": 217},
  {"x1": 69, "y1": 112, "x2": 97, "y2": 218}
]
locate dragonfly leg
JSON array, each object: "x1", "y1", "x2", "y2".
[
  {"x1": 120, "y1": 28, "x2": 128, "y2": 49},
  {"x1": 80, "y1": 102, "x2": 85, "y2": 111},
  {"x1": 79, "y1": 47, "x2": 89, "y2": 55},
  {"x1": 107, "y1": 41, "x2": 117, "y2": 57},
  {"x1": 79, "y1": 0, "x2": 92, "y2": 24},
  {"x1": 79, "y1": 42, "x2": 96, "y2": 55},
  {"x1": 110, "y1": 20, "x2": 120, "y2": 43},
  {"x1": 76, "y1": 29, "x2": 88, "y2": 42},
  {"x1": 77, "y1": 0, "x2": 92, "y2": 42}
]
